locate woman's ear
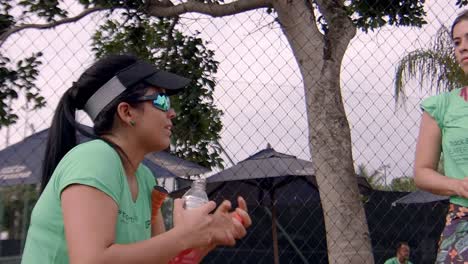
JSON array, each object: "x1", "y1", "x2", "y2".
[{"x1": 116, "y1": 102, "x2": 135, "y2": 126}]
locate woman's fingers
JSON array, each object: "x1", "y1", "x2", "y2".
[
  {"x1": 200, "y1": 201, "x2": 217, "y2": 214},
  {"x1": 186, "y1": 198, "x2": 252, "y2": 247},
  {"x1": 237, "y1": 196, "x2": 248, "y2": 212},
  {"x1": 215, "y1": 200, "x2": 232, "y2": 214},
  {"x1": 232, "y1": 217, "x2": 247, "y2": 239},
  {"x1": 173, "y1": 198, "x2": 184, "y2": 210},
  {"x1": 224, "y1": 230, "x2": 236, "y2": 246},
  {"x1": 460, "y1": 179, "x2": 468, "y2": 198},
  {"x1": 172, "y1": 198, "x2": 184, "y2": 226},
  {"x1": 235, "y1": 208, "x2": 252, "y2": 228}
]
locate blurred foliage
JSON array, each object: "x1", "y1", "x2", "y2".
[
  {"x1": 0, "y1": 53, "x2": 45, "y2": 128},
  {"x1": 0, "y1": 0, "x2": 46, "y2": 128},
  {"x1": 395, "y1": 26, "x2": 468, "y2": 104},
  {"x1": 357, "y1": 164, "x2": 416, "y2": 192},
  {"x1": 0, "y1": 185, "x2": 39, "y2": 239},
  {"x1": 456, "y1": 0, "x2": 468, "y2": 8},
  {"x1": 18, "y1": 0, "x2": 67, "y2": 22},
  {"x1": 390, "y1": 176, "x2": 417, "y2": 192},
  {"x1": 347, "y1": 0, "x2": 428, "y2": 32}
]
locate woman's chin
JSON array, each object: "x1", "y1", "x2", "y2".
[{"x1": 153, "y1": 142, "x2": 170, "y2": 153}]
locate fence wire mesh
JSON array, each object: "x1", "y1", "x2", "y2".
[{"x1": 0, "y1": 1, "x2": 462, "y2": 263}]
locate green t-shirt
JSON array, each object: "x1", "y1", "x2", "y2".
[
  {"x1": 421, "y1": 87, "x2": 468, "y2": 207},
  {"x1": 384, "y1": 257, "x2": 413, "y2": 264},
  {"x1": 21, "y1": 140, "x2": 156, "y2": 264}
]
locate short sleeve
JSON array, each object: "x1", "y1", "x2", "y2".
[
  {"x1": 420, "y1": 93, "x2": 448, "y2": 128},
  {"x1": 54, "y1": 140, "x2": 124, "y2": 204}
]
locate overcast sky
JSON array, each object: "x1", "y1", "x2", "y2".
[{"x1": 0, "y1": 1, "x2": 461, "y2": 181}]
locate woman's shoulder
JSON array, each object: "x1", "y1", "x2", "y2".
[
  {"x1": 422, "y1": 87, "x2": 466, "y2": 107},
  {"x1": 426, "y1": 87, "x2": 463, "y2": 99},
  {"x1": 73, "y1": 138, "x2": 113, "y2": 151},
  {"x1": 64, "y1": 139, "x2": 118, "y2": 161},
  {"x1": 55, "y1": 139, "x2": 122, "y2": 174},
  {"x1": 52, "y1": 139, "x2": 125, "y2": 202},
  {"x1": 447, "y1": 87, "x2": 465, "y2": 96}
]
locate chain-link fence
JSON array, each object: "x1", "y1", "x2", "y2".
[{"x1": 0, "y1": 1, "x2": 463, "y2": 263}]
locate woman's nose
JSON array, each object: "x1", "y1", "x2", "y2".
[
  {"x1": 167, "y1": 108, "x2": 176, "y2": 119},
  {"x1": 460, "y1": 39, "x2": 468, "y2": 52}
]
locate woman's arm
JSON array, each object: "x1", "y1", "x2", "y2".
[
  {"x1": 414, "y1": 112, "x2": 468, "y2": 197},
  {"x1": 61, "y1": 185, "x2": 217, "y2": 264}
]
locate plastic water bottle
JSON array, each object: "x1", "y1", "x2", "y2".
[
  {"x1": 182, "y1": 178, "x2": 208, "y2": 209},
  {"x1": 170, "y1": 179, "x2": 208, "y2": 264}
]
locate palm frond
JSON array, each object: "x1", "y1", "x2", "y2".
[{"x1": 394, "y1": 25, "x2": 468, "y2": 104}]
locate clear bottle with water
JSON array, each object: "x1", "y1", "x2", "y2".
[{"x1": 182, "y1": 178, "x2": 209, "y2": 209}]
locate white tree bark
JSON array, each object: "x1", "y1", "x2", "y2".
[{"x1": 273, "y1": 0, "x2": 374, "y2": 262}]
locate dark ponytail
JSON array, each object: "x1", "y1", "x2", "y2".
[{"x1": 41, "y1": 89, "x2": 78, "y2": 191}]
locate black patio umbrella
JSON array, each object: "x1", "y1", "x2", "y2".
[
  {"x1": 392, "y1": 190, "x2": 449, "y2": 206},
  {"x1": 0, "y1": 126, "x2": 209, "y2": 186},
  {"x1": 171, "y1": 144, "x2": 371, "y2": 264}
]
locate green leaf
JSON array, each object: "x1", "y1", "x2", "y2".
[
  {"x1": 19, "y1": 0, "x2": 67, "y2": 22},
  {"x1": 348, "y1": 0, "x2": 427, "y2": 32},
  {"x1": 456, "y1": 0, "x2": 468, "y2": 8},
  {"x1": 394, "y1": 25, "x2": 468, "y2": 104},
  {"x1": 0, "y1": 52, "x2": 44, "y2": 128}
]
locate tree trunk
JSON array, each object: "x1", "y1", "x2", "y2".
[{"x1": 274, "y1": 1, "x2": 374, "y2": 263}]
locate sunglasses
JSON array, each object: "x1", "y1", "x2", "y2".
[{"x1": 136, "y1": 93, "x2": 171, "y2": 112}]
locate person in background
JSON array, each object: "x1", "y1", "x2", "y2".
[
  {"x1": 21, "y1": 54, "x2": 251, "y2": 264},
  {"x1": 384, "y1": 242, "x2": 412, "y2": 264},
  {"x1": 414, "y1": 10, "x2": 468, "y2": 264}
]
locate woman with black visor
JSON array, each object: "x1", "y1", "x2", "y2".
[{"x1": 21, "y1": 54, "x2": 251, "y2": 264}]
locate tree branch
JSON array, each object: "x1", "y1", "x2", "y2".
[
  {"x1": 314, "y1": 0, "x2": 355, "y2": 59},
  {"x1": 161, "y1": 17, "x2": 179, "y2": 65},
  {"x1": 1, "y1": 0, "x2": 273, "y2": 47},
  {"x1": 0, "y1": 6, "x2": 110, "y2": 47},
  {"x1": 145, "y1": 0, "x2": 272, "y2": 18}
]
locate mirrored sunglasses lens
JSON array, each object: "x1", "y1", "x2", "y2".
[{"x1": 153, "y1": 94, "x2": 170, "y2": 111}]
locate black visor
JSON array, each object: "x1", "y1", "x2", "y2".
[
  {"x1": 84, "y1": 61, "x2": 191, "y2": 120},
  {"x1": 117, "y1": 61, "x2": 191, "y2": 95}
]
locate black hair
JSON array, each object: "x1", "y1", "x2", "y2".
[
  {"x1": 396, "y1": 241, "x2": 409, "y2": 253},
  {"x1": 451, "y1": 10, "x2": 468, "y2": 39},
  {"x1": 41, "y1": 54, "x2": 150, "y2": 192}
]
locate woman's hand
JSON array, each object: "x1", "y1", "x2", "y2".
[
  {"x1": 193, "y1": 196, "x2": 253, "y2": 260},
  {"x1": 172, "y1": 198, "x2": 217, "y2": 250},
  {"x1": 209, "y1": 196, "x2": 252, "y2": 247},
  {"x1": 451, "y1": 177, "x2": 468, "y2": 198},
  {"x1": 171, "y1": 196, "x2": 252, "y2": 252}
]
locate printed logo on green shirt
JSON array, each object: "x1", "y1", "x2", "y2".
[
  {"x1": 447, "y1": 138, "x2": 468, "y2": 165},
  {"x1": 118, "y1": 210, "x2": 138, "y2": 223}
]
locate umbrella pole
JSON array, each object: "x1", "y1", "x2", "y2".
[
  {"x1": 271, "y1": 191, "x2": 279, "y2": 264},
  {"x1": 263, "y1": 207, "x2": 309, "y2": 264}
]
